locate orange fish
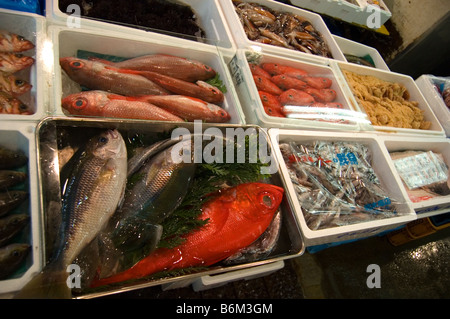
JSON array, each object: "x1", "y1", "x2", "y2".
[
  {"x1": 303, "y1": 76, "x2": 332, "y2": 89},
  {"x1": 304, "y1": 87, "x2": 336, "y2": 103},
  {"x1": 0, "y1": 73, "x2": 32, "y2": 97},
  {"x1": 279, "y1": 89, "x2": 315, "y2": 106},
  {"x1": 249, "y1": 63, "x2": 271, "y2": 79},
  {"x1": 61, "y1": 90, "x2": 184, "y2": 122},
  {"x1": 271, "y1": 74, "x2": 307, "y2": 91},
  {"x1": 253, "y1": 75, "x2": 283, "y2": 96},
  {"x1": 259, "y1": 91, "x2": 284, "y2": 115},
  {"x1": 0, "y1": 53, "x2": 34, "y2": 74},
  {"x1": 91, "y1": 182, "x2": 284, "y2": 287},
  {"x1": 261, "y1": 63, "x2": 308, "y2": 79},
  {"x1": 0, "y1": 30, "x2": 34, "y2": 53}
]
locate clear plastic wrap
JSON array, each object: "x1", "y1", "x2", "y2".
[{"x1": 279, "y1": 140, "x2": 400, "y2": 230}]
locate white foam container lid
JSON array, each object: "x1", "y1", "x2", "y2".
[
  {"x1": 0, "y1": 121, "x2": 43, "y2": 296},
  {"x1": 415, "y1": 74, "x2": 450, "y2": 137},
  {"x1": 230, "y1": 49, "x2": 364, "y2": 131},
  {"x1": 381, "y1": 135, "x2": 450, "y2": 218},
  {"x1": 0, "y1": 8, "x2": 48, "y2": 121},
  {"x1": 46, "y1": 0, "x2": 236, "y2": 53},
  {"x1": 333, "y1": 35, "x2": 390, "y2": 71},
  {"x1": 332, "y1": 60, "x2": 445, "y2": 136},
  {"x1": 49, "y1": 25, "x2": 245, "y2": 125},
  {"x1": 219, "y1": 0, "x2": 346, "y2": 64},
  {"x1": 269, "y1": 128, "x2": 416, "y2": 247}
]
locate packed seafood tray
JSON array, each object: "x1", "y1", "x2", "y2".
[
  {"x1": 25, "y1": 117, "x2": 304, "y2": 299},
  {"x1": 381, "y1": 135, "x2": 450, "y2": 218},
  {"x1": 0, "y1": 8, "x2": 48, "y2": 120},
  {"x1": 0, "y1": 121, "x2": 43, "y2": 297},
  {"x1": 229, "y1": 49, "x2": 365, "y2": 131},
  {"x1": 46, "y1": 0, "x2": 235, "y2": 52},
  {"x1": 220, "y1": 0, "x2": 346, "y2": 64},
  {"x1": 290, "y1": 0, "x2": 392, "y2": 28},
  {"x1": 332, "y1": 60, "x2": 446, "y2": 136},
  {"x1": 48, "y1": 25, "x2": 245, "y2": 125},
  {"x1": 415, "y1": 75, "x2": 450, "y2": 137},
  {"x1": 332, "y1": 35, "x2": 389, "y2": 71},
  {"x1": 269, "y1": 128, "x2": 416, "y2": 247}
]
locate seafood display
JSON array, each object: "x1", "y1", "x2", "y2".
[
  {"x1": 60, "y1": 53, "x2": 230, "y2": 123},
  {"x1": 342, "y1": 70, "x2": 431, "y2": 130},
  {"x1": 248, "y1": 61, "x2": 349, "y2": 123},
  {"x1": 233, "y1": 1, "x2": 332, "y2": 58},
  {"x1": 0, "y1": 146, "x2": 30, "y2": 280},
  {"x1": 279, "y1": 140, "x2": 398, "y2": 230},
  {"x1": 0, "y1": 30, "x2": 34, "y2": 115},
  {"x1": 390, "y1": 150, "x2": 450, "y2": 203},
  {"x1": 58, "y1": 0, "x2": 206, "y2": 41}
]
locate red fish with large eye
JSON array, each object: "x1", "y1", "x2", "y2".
[
  {"x1": 61, "y1": 90, "x2": 184, "y2": 122},
  {"x1": 279, "y1": 89, "x2": 315, "y2": 106},
  {"x1": 261, "y1": 63, "x2": 308, "y2": 79},
  {"x1": 271, "y1": 74, "x2": 307, "y2": 91},
  {"x1": 253, "y1": 75, "x2": 283, "y2": 96},
  {"x1": 91, "y1": 182, "x2": 284, "y2": 287}
]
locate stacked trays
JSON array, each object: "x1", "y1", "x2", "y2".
[{"x1": 0, "y1": 0, "x2": 448, "y2": 298}]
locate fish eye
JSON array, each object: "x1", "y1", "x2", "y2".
[
  {"x1": 15, "y1": 54, "x2": 24, "y2": 58},
  {"x1": 69, "y1": 61, "x2": 84, "y2": 69},
  {"x1": 15, "y1": 80, "x2": 25, "y2": 86},
  {"x1": 72, "y1": 98, "x2": 88, "y2": 110},
  {"x1": 11, "y1": 249, "x2": 21, "y2": 257},
  {"x1": 262, "y1": 194, "x2": 273, "y2": 207},
  {"x1": 17, "y1": 35, "x2": 25, "y2": 41},
  {"x1": 99, "y1": 137, "x2": 108, "y2": 144},
  {"x1": 19, "y1": 104, "x2": 28, "y2": 110},
  {"x1": 259, "y1": 191, "x2": 276, "y2": 209}
]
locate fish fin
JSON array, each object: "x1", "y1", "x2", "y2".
[
  {"x1": 87, "y1": 57, "x2": 115, "y2": 65},
  {"x1": 14, "y1": 266, "x2": 72, "y2": 299},
  {"x1": 112, "y1": 218, "x2": 163, "y2": 253},
  {"x1": 105, "y1": 66, "x2": 142, "y2": 75}
]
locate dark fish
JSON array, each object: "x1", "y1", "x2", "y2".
[
  {"x1": 0, "y1": 243, "x2": 30, "y2": 280},
  {"x1": 0, "y1": 191, "x2": 28, "y2": 217},
  {"x1": 0, "y1": 170, "x2": 27, "y2": 189},
  {"x1": 15, "y1": 130, "x2": 128, "y2": 298},
  {"x1": 224, "y1": 210, "x2": 282, "y2": 265},
  {"x1": 344, "y1": 54, "x2": 375, "y2": 68},
  {"x1": 0, "y1": 214, "x2": 29, "y2": 247},
  {"x1": 0, "y1": 147, "x2": 27, "y2": 170}
]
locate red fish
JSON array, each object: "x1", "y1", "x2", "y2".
[
  {"x1": 259, "y1": 91, "x2": 283, "y2": 114},
  {"x1": 89, "y1": 54, "x2": 216, "y2": 82},
  {"x1": 263, "y1": 105, "x2": 285, "y2": 117},
  {"x1": 304, "y1": 87, "x2": 336, "y2": 103},
  {"x1": 271, "y1": 74, "x2": 307, "y2": 91},
  {"x1": 279, "y1": 89, "x2": 315, "y2": 106},
  {"x1": 249, "y1": 63, "x2": 271, "y2": 79},
  {"x1": 137, "y1": 95, "x2": 230, "y2": 123},
  {"x1": 325, "y1": 102, "x2": 343, "y2": 108},
  {"x1": 0, "y1": 30, "x2": 34, "y2": 53},
  {"x1": 0, "y1": 53, "x2": 34, "y2": 74},
  {"x1": 253, "y1": 75, "x2": 283, "y2": 96},
  {"x1": 303, "y1": 76, "x2": 332, "y2": 89},
  {"x1": 91, "y1": 182, "x2": 284, "y2": 287},
  {"x1": 0, "y1": 73, "x2": 32, "y2": 97},
  {"x1": 59, "y1": 57, "x2": 171, "y2": 96},
  {"x1": 0, "y1": 91, "x2": 31, "y2": 114},
  {"x1": 261, "y1": 63, "x2": 308, "y2": 79},
  {"x1": 133, "y1": 70, "x2": 224, "y2": 104},
  {"x1": 61, "y1": 90, "x2": 184, "y2": 122}
]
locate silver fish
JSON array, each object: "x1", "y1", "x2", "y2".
[
  {"x1": 0, "y1": 214, "x2": 29, "y2": 247},
  {"x1": 0, "y1": 243, "x2": 30, "y2": 280},
  {"x1": 15, "y1": 129, "x2": 127, "y2": 299}
]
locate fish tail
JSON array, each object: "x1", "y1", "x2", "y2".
[{"x1": 14, "y1": 265, "x2": 72, "y2": 299}]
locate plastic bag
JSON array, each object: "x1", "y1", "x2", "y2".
[
  {"x1": 0, "y1": 0, "x2": 42, "y2": 14},
  {"x1": 280, "y1": 140, "x2": 400, "y2": 230}
]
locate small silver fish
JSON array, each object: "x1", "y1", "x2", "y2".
[
  {"x1": 0, "y1": 214, "x2": 29, "y2": 247},
  {"x1": 0, "y1": 243, "x2": 30, "y2": 280}
]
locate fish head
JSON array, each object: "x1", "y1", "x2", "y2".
[
  {"x1": 232, "y1": 183, "x2": 284, "y2": 220},
  {"x1": 7, "y1": 75, "x2": 32, "y2": 96},
  {"x1": 206, "y1": 103, "x2": 231, "y2": 123},
  {"x1": 7, "y1": 33, "x2": 35, "y2": 52},
  {"x1": 0, "y1": 91, "x2": 30, "y2": 114},
  {"x1": 2, "y1": 243, "x2": 30, "y2": 261},
  {"x1": 61, "y1": 90, "x2": 110, "y2": 115},
  {"x1": 14, "y1": 53, "x2": 35, "y2": 69},
  {"x1": 59, "y1": 57, "x2": 96, "y2": 77},
  {"x1": 88, "y1": 129, "x2": 127, "y2": 162}
]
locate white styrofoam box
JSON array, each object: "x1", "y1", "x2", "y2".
[
  {"x1": 290, "y1": 0, "x2": 391, "y2": 27},
  {"x1": 381, "y1": 135, "x2": 450, "y2": 218},
  {"x1": 416, "y1": 75, "x2": 450, "y2": 137},
  {"x1": 0, "y1": 121, "x2": 42, "y2": 296},
  {"x1": 49, "y1": 25, "x2": 245, "y2": 125},
  {"x1": 192, "y1": 260, "x2": 284, "y2": 292},
  {"x1": 230, "y1": 49, "x2": 365, "y2": 131},
  {"x1": 220, "y1": 0, "x2": 346, "y2": 64},
  {"x1": 332, "y1": 60, "x2": 445, "y2": 136},
  {"x1": 269, "y1": 128, "x2": 416, "y2": 247},
  {"x1": 333, "y1": 35, "x2": 389, "y2": 71},
  {"x1": 0, "y1": 9, "x2": 48, "y2": 121},
  {"x1": 46, "y1": 0, "x2": 235, "y2": 52}
]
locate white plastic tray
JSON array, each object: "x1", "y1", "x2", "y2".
[
  {"x1": 49, "y1": 25, "x2": 245, "y2": 125},
  {"x1": 0, "y1": 121, "x2": 42, "y2": 296},
  {"x1": 269, "y1": 128, "x2": 416, "y2": 247},
  {"x1": 416, "y1": 75, "x2": 450, "y2": 137},
  {"x1": 333, "y1": 60, "x2": 445, "y2": 136},
  {"x1": 46, "y1": 0, "x2": 235, "y2": 52},
  {"x1": 220, "y1": 0, "x2": 346, "y2": 64},
  {"x1": 333, "y1": 35, "x2": 389, "y2": 71},
  {"x1": 381, "y1": 135, "x2": 450, "y2": 218},
  {"x1": 0, "y1": 8, "x2": 48, "y2": 121},
  {"x1": 230, "y1": 49, "x2": 363, "y2": 131}
]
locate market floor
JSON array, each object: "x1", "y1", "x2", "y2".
[{"x1": 102, "y1": 225, "x2": 450, "y2": 299}]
